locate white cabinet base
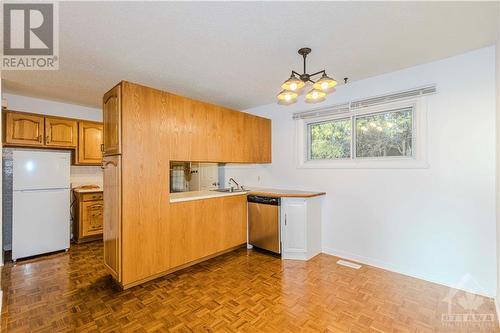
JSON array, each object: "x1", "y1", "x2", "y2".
[{"x1": 281, "y1": 196, "x2": 322, "y2": 261}]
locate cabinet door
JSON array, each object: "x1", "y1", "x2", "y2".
[
  {"x1": 4, "y1": 112, "x2": 44, "y2": 146},
  {"x1": 45, "y1": 117, "x2": 78, "y2": 147},
  {"x1": 282, "y1": 199, "x2": 307, "y2": 254},
  {"x1": 81, "y1": 200, "x2": 103, "y2": 237},
  {"x1": 103, "y1": 155, "x2": 121, "y2": 281},
  {"x1": 103, "y1": 84, "x2": 121, "y2": 155},
  {"x1": 77, "y1": 121, "x2": 103, "y2": 164}
]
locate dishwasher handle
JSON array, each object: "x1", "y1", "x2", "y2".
[{"x1": 247, "y1": 195, "x2": 280, "y2": 206}]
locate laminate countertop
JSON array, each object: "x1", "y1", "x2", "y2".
[
  {"x1": 73, "y1": 188, "x2": 103, "y2": 193},
  {"x1": 169, "y1": 188, "x2": 325, "y2": 203},
  {"x1": 170, "y1": 190, "x2": 248, "y2": 203},
  {"x1": 246, "y1": 187, "x2": 326, "y2": 198}
]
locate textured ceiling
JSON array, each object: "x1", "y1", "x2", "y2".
[{"x1": 2, "y1": 1, "x2": 498, "y2": 110}]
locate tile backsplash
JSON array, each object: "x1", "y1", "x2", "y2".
[{"x1": 70, "y1": 166, "x2": 103, "y2": 188}]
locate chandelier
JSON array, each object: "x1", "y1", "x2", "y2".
[{"x1": 277, "y1": 47, "x2": 338, "y2": 105}]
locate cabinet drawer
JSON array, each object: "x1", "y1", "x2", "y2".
[{"x1": 82, "y1": 192, "x2": 103, "y2": 201}]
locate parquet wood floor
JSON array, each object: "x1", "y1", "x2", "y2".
[{"x1": 1, "y1": 241, "x2": 498, "y2": 332}]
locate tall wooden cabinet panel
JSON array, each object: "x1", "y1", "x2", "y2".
[
  {"x1": 120, "y1": 82, "x2": 171, "y2": 286},
  {"x1": 103, "y1": 84, "x2": 121, "y2": 155},
  {"x1": 4, "y1": 112, "x2": 44, "y2": 146},
  {"x1": 103, "y1": 155, "x2": 121, "y2": 282},
  {"x1": 45, "y1": 117, "x2": 78, "y2": 147},
  {"x1": 77, "y1": 121, "x2": 103, "y2": 164}
]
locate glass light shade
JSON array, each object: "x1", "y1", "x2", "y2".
[
  {"x1": 277, "y1": 90, "x2": 298, "y2": 105},
  {"x1": 281, "y1": 75, "x2": 305, "y2": 92},
  {"x1": 305, "y1": 89, "x2": 326, "y2": 103},
  {"x1": 313, "y1": 74, "x2": 337, "y2": 92}
]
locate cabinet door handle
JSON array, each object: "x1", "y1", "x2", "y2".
[
  {"x1": 38, "y1": 134, "x2": 42, "y2": 143},
  {"x1": 284, "y1": 214, "x2": 287, "y2": 226},
  {"x1": 45, "y1": 135, "x2": 50, "y2": 144},
  {"x1": 100, "y1": 144, "x2": 104, "y2": 152}
]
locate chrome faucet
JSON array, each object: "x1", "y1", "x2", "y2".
[{"x1": 228, "y1": 178, "x2": 240, "y2": 191}]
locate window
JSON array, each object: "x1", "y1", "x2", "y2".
[
  {"x1": 309, "y1": 118, "x2": 351, "y2": 160},
  {"x1": 355, "y1": 107, "x2": 413, "y2": 158},
  {"x1": 299, "y1": 101, "x2": 427, "y2": 169}
]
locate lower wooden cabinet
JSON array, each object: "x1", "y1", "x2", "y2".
[
  {"x1": 73, "y1": 191, "x2": 104, "y2": 243},
  {"x1": 168, "y1": 195, "x2": 247, "y2": 268}
]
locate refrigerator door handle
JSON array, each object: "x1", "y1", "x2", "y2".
[{"x1": 16, "y1": 188, "x2": 69, "y2": 193}]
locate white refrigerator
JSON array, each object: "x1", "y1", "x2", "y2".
[{"x1": 12, "y1": 150, "x2": 71, "y2": 261}]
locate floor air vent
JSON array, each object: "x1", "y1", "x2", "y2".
[{"x1": 336, "y1": 259, "x2": 362, "y2": 269}]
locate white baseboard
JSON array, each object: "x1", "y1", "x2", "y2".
[{"x1": 322, "y1": 247, "x2": 494, "y2": 298}]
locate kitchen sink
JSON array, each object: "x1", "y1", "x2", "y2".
[{"x1": 212, "y1": 188, "x2": 247, "y2": 193}]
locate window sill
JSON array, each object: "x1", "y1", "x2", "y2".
[{"x1": 297, "y1": 158, "x2": 429, "y2": 169}]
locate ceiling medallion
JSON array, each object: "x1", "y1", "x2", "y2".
[{"x1": 277, "y1": 48, "x2": 345, "y2": 105}]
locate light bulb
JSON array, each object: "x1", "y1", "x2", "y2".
[
  {"x1": 321, "y1": 82, "x2": 329, "y2": 90},
  {"x1": 305, "y1": 89, "x2": 326, "y2": 103},
  {"x1": 281, "y1": 75, "x2": 305, "y2": 92},
  {"x1": 277, "y1": 89, "x2": 298, "y2": 105}
]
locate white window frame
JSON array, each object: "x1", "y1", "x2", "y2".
[{"x1": 296, "y1": 98, "x2": 429, "y2": 169}]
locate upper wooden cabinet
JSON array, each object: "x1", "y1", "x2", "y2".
[
  {"x1": 114, "y1": 81, "x2": 271, "y2": 163},
  {"x1": 44, "y1": 117, "x2": 77, "y2": 148},
  {"x1": 3, "y1": 110, "x2": 104, "y2": 165},
  {"x1": 77, "y1": 121, "x2": 103, "y2": 165},
  {"x1": 103, "y1": 84, "x2": 121, "y2": 156},
  {"x1": 4, "y1": 112, "x2": 44, "y2": 146}
]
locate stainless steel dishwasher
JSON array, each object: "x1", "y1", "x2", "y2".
[{"x1": 248, "y1": 195, "x2": 281, "y2": 254}]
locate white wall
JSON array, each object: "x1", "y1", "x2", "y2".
[
  {"x1": 3, "y1": 93, "x2": 101, "y2": 121},
  {"x1": 2, "y1": 93, "x2": 103, "y2": 186},
  {"x1": 230, "y1": 47, "x2": 497, "y2": 296}
]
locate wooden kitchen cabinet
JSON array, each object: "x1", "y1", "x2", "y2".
[
  {"x1": 102, "y1": 81, "x2": 270, "y2": 289},
  {"x1": 3, "y1": 111, "x2": 103, "y2": 159},
  {"x1": 102, "y1": 155, "x2": 121, "y2": 282},
  {"x1": 4, "y1": 111, "x2": 44, "y2": 146},
  {"x1": 169, "y1": 195, "x2": 247, "y2": 268},
  {"x1": 73, "y1": 191, "x2": 104, "y2": 243},
  {"x1": 45, "y1": 116, "x2": 78, "y2": 148},
  {"x1": 76, "y1": 121, "x2": 103, "y2": 165},
  {"x1": 102, "y1": 84, "x2": 121, "y2": 156}
]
